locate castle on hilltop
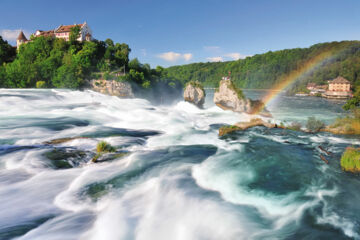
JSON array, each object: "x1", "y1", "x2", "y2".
[{"x1": 17, "y1": 22, "x2": 92, "y2": 48}]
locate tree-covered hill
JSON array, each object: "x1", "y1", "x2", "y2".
[
  {"x1": 0, "y1": 28, "x2": 181, "y2": 96},
  {"x1": 165, "y1": 41, "x2": 360, "y2": 93}
]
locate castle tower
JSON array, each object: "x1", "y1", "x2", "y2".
[{"x1": 16, "y1": 31, "x2": 27, "y2": 48}]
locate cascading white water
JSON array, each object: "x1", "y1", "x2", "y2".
[{"x1": 0, "y1": 89, "x2": 359, "y2": 240}]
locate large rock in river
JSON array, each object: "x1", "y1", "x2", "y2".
[
  {"x1": 90, "y1": 79, "x2": 134, "y2": 98},
  {"x1": 214, "y1": 78, "x2": 270, "y2": 116},
  {"x1": 184, "y1": 81, "x2": 205, "y2": 108},
  {"x1": 214, "y1": 78, "x2": 253, "y2": 113}
]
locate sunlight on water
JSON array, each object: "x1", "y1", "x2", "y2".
[{"x1": 0, "y1": 89, "x2": 359, "y2": 240}]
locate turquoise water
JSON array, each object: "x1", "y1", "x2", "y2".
[{"x1": 0, "y1": 89, "x2": 359, "y2": 240}]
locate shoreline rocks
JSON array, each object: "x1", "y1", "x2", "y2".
[
  {"x1": 90, "y1": 79, "x2": 134, "y2": 98},
  {"x1": 184, "y1": 81, "x2": 205, "y2": 108}
]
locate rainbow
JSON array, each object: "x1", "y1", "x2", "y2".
[{"x1": 254, "y1": 49, "x2": 340, "y2": 114}]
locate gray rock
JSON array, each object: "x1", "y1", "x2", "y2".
[
  {"x1": 214, "y1": 78, "x2": 252, "y2": 113},
  {"x1": 184, "y1": 82, "x2": 205, "y2": 108},
  {"x1": 214, "y1": 78, "x2": 270, "y2": 116},
  {"x1": 90, "y1": 79, "x2": 134, "y2": 98}
]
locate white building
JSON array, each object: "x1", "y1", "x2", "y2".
[{"x1": 34, "y1": 22, "x2": 92, "y2": 42}]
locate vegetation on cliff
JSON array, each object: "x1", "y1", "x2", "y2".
[
  {"x1": 186, "y1": 80, "x2": 205, "y2": 92},
  {"x1": 166, "y1": 41, "x2": 360, "y2": 93},
  {"x1": 0, "y1": 28, "x2": 182, "y2": 96},
  {"x1": 340, "y1": 147, "x2": 360, "y2": 173}
]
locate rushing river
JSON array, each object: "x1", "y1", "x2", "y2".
[{"x1": 0, "y1": 89, "x2": 359, "y2": 240}]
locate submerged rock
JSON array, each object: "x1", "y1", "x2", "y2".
[
  {"x1": 91, "y1": 152, "x2": 129, "y2": 163},
  {"x1": 43, "y1": 148, "x2": 94, "y2": 169},
  {"x1": 183, "y1": 81, "x2": 205, "y2": 108},
  {"x1": 43, "y1": 137, "x2": 88, "y2": 145},
  {"x1": 90, "y1": 79, "x2": 134, "y2": 98}
]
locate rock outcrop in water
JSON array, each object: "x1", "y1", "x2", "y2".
[
  {"x1": 183, "y1": 81, "x2": 205, "y2": 108},
  {"x1": 90, "y1": 79, "x2": 134, "y2": 98},
  {"x1": 214, "y1": 78, "x2": 269, "y2": 115},
  {"x1": 218, "y1": 118, "x2": 281, "y2": 136}
]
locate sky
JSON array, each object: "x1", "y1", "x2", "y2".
[{"x1": 1, "y1": 0, "x2": 360, "y2": 67}]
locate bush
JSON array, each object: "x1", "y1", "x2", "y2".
[
  {"x1": 341, "y1": 147, "x2": 360, "y2": 173},
  {"x1": 142, "y1": 80, "x2": 151, "y2": 89},
  {"x1": 36, "y1": 81, "x2": 46, "y2": 88},
  {"x1": 287, "y1": 121, "x2": 302, "y2": 131},
  {"x1": 306, "y1": 117, "x2": 325, "y2": 132},
  {"x1": 329, "y1": 109, "x2": 360, "y2": 134},
  {"x1": 104, "y1": 72, "x2": 111, "y2": 80},
  {"x1": 96, "y1": 141, "x2": 116, "y2": 153}
]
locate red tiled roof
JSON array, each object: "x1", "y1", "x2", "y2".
[
  {"x1": 37, "y1": 30, "x2": 55, "y2": 37},
  {"x1": 55, "y1": 24, "x2": 84, "y2": 33},
  {"x1": 330, "y1": 76, "x2": 350, "y2": 84},
  {"x1": 307, "y1": 83, "x2": 316, "y2": 87},
  {"x1": 17, "y1": 31, "x2": 27, "y2": 41}
]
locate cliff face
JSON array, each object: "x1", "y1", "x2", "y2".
[
  {"x1": 183, "y1": 82, "x2": 205, "y2": 108},
  {"x1": 90, "y1": 79, "x2": 134, "y2": 98},
  {"x1": 214, "y1": 79, "x2": 252, "y2": 113}
]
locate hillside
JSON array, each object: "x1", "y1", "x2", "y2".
[
  {"x1": 0, "y1": 31, "x2": 181, "y2": 95},
  {"x1": 165, "y1": 41, "x2": 360, "y2": 93}
]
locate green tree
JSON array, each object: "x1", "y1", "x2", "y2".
[
  {"x1": 343, "y1": 88, "x2": 360, "y2": 110},
  {"x1": 0, "y1": 36, "x2": 16, "y2": 65},
  {"x1": 69, "y1": 25, "x2": 81, "y2": 44}
]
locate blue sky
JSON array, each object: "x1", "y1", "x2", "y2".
[{"x1": 1, "y1": 0, "x2": 360, "y2": 67}]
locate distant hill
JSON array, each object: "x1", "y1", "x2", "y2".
[{"x1": 165, "y1": 41, "x2": 360, "y2": 94}]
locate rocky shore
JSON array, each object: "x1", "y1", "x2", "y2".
[{"x1": 90, "y1": 79, "x2": 134, "y2": 98}]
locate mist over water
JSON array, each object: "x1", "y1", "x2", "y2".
[{"x1": 0, "y1": 89, "x2": 359, "y2": 240}]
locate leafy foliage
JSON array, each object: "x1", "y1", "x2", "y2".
[
  {"x1": 344, "y1": 87, "x2": 360, "y2": 110},
  {"x1": 165, "y1": 41, "x2": 360, "y2": 94},
  {"x1": 0, "y1": 31, "x2": 131, "y2": 88},
  {"x1": 186, "y1": 80, "x2": 205, "y2": 91},
  {"x1": 36, "y1": 81, "x2": 46, "y2": 88},
  {"x1": 306, "y1": 117, "x2": 325, "y2": 133},
  {"x1": 329, "y1": 109, "x2": 360, "y2": 134},
  {"x1": 0, "y1": 36, "x2": 16, "y2": 65},
  {"x1": 341, "y1": 147, "x2": 360, "y2": 173},
  {"x1": 96, "y1": 141, "x2": 116, "y2": 153}
]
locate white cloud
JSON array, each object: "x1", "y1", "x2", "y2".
[
  {"x1": 0, "y1": 29, "x2": 30, "y2": 41},
  {"x1": 207, "y1": 56, "x2": 223, "y2": 62},
  {"x1": 183, "y1": 53, "x2": 193, "y2": 61},
  {"x1": 224, "y1": 52, "x2": 250, "y2": 60},
  {"x1": 157, "y1": 51, "x2": 193, "y2": 62}
]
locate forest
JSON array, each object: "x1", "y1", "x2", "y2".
[
  {"x1": 165, "y1": 41, "x2": 360, "y2": 94},
  {"x1": 2, "y1": 30, "x2": 360, "y2": 98},
  {"x1": 0, "y1": 27, "x2": 180, "y2": 94}
]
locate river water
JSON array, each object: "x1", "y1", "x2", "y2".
[{"x1": 0, "y1": 89, "x2": 359, "y2": 240}]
